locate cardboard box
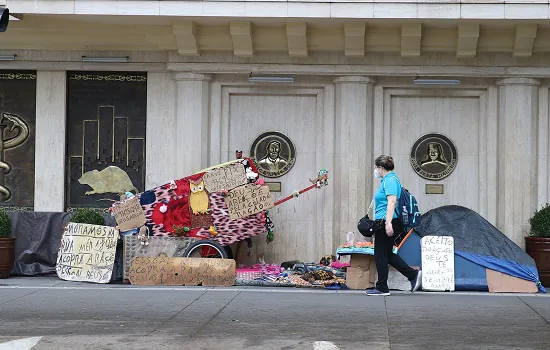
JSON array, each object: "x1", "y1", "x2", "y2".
[
  {"x1": 486, "y1": 268, "x2": 538, "y2": 293},
  {"x1": 346, "y1": 254, "x2": 376, "y2": 290},
  {"x1": 350, "y1": 254, "x2": 373, "y2": 268}
]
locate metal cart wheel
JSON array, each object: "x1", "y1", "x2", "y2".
[{"x1": 183, "y1": 240, "x2": 229, "y2": 259}]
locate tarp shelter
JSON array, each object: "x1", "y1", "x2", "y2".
[{"x1": 397, "y1": 205, "x2": 546, "y2": 293}]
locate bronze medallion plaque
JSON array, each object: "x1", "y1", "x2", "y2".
[
  {"x1": 250, "y1": 131, "x2": 296, "y2": 178},
  {"x1": 410, "y1": 133, "x2": 457, "y2": 181}
]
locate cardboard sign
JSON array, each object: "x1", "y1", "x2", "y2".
[
  {"x1": 421, "y1": 236, "x2": 455, "y2": 291},
  {"x1": 112, "y1": 196, "x2": 147, "y2": 231},
  {"x1": 225, "y1": 184, "x2": 274, "y2": 219},
  {"x1": 129, "y1": 257, "x2": 236, "y2": 286},
  {"x1": 56, "y1": 223, "x2": 118, "y2": 284},
  {"x1": 203, "y1": 163, "x2": 247, "y2": 193}
]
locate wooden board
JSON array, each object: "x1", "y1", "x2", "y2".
[
  {"x1": 486, "y1": 268, "x2": 538, "y2": 293},
  {"x1": 129, "y1": 257, "x2": 236, "y2": 286},
  {"x1": 56, "y1": 223, "x2": 118, "y2": 284}
]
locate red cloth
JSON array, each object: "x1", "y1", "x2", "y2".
[
  {"x1": 151, "y1": 172, "x2": 206, "y2": 233},
  {"x1": 151, "y1": 196, "x2": 191, "y2": 233}
]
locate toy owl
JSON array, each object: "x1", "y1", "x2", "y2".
[{"x1": 189, "y1": 179, "x2": 209, "y2": 214}]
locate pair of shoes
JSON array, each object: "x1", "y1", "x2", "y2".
[
  {"x1": 411, "y1": 270, "x2": 422, "y2": 292},
  {"x1": 366, "y1": 288, "x2": 390, "y2": 296}
]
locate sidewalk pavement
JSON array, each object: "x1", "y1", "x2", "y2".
[
  {"x1": 0, "y1": 276, "x2": 549, "y2": 349},
  {"x1": 2, "y1": 276, "x2": 550, "y2": 297}
]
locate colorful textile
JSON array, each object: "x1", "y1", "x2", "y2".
[
  {"x1": 289, "y1": 274, "x2": 315, "y2": 286},
  {"x1": 236, "y1": 268, "x2": 263, "y2": 280},
  {"x1": 193, "y1": 193, "x2": 267, "y2": 246},
  {"x1": 119, "y1": 158, "x2": 270, "y2": 246},
  {"x1": 242, "y1": 263, "x2": 283, "y2": 275},
  {"x1": 235, "y1": 278, "x2": 295, "y2": 287},
  {"x1": 331, "y1": 261, "x2": 350, "y2": 269},
  {"x1": 256, "y1": 273, "x2": 293, "y2": 284},
  {"x1": 337, "y1": 243, "x2": 398, "y2": 256}
]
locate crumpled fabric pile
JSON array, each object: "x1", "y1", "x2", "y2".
[{"x1": 234, "y1": 258, "x2": 349, "y2": 289}]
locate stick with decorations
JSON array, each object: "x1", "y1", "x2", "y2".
[{"x1": 272, "y1": 169, "x2": 329, "y2": 207}]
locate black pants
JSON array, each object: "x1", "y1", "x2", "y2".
[{"x1": 374, "y1": 218, "x2": 418, "y2": 293}]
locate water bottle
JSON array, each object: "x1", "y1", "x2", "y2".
[
  {"x1": 402, "y1": 205, "x2": 409, "y2": 225},
  {"x1": 346, "y1": 231, "x2": 355, "y2": 245}
]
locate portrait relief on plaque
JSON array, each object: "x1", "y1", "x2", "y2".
[
  {"x1": 250, "y1": 131, "x2": 296, "y2": 178},
  {"x1": 410, "y1": 133, "x2": 457, "y2": 181}
]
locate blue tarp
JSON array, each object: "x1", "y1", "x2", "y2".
[
  {"x1": 398, "y1": 232, "x2": 488, "y2": 291},
  {"x1": 409, "y1": 205, "x2": 546, "y2": 293}
]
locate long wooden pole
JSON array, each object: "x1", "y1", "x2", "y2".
[{"x1": 273, "y1": 183, "x2": 319, "y2": 207}]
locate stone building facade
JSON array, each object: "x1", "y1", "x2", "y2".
[{"x1": 1, "y1": 0, "x2": 549, "y2": 262}]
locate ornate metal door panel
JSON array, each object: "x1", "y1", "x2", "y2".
[
  {"x1": 66, "y1": 72, "x2": 147, "y2": 209},
  {"x1": 0, "y1": 71, "x2": 36, "y2": 210}
]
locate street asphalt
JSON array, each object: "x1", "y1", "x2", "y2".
[{"x1": 0, "y1": 277, "x2": 548, "y2": 350}]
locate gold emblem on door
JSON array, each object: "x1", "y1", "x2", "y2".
[
  {"x1": 250, "y1": 131, "x2": 296, "y2": 178},
  {"x1": 410, "y1": 133, "x2": 457, "y2": 180}
]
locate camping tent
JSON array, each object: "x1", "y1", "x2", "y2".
[{"x1": 397, "y1": 205, "x2": 546, "y2": 293}]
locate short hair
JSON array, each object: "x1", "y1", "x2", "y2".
[
  {"x1": 267, "y1": 140, "x2": 281, "y2": 149},
  {"x1": 375, "y1": 154, "x2": 395, "y2": 171}
]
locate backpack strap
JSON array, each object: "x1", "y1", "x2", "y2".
[{"x1": 368, "y1": 198, "x2": 375, "y2": 217}]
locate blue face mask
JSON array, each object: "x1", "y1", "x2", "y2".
[{"x1": 374, "y1": 168, "x2": 382, "y2": 179}]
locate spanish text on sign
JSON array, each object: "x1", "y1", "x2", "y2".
[
  {"x1": 225, "y1": 184, "x2": 274, "y2": 219},
  {"x1": 421, "y1": 235, "x2": 455, "y2": 292},
  {"x1": 56, "y1": 222, "x2": 118, "y2": 284},
  {"x1": 113, "y1": 196, "x2": 147, "y2": 231},
  {"x1": 203, "y1": 163, "x2": 247, "y2": 193}
]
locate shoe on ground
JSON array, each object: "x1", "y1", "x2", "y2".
[
  {"x1": 411, "y1": 270, "x2": 422, "y2": 293},
  {"x1": 365, "y1": 288, "x2": 390, "y2": 296}
]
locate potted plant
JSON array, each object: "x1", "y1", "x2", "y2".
[
  {"x1": 0, "y1": 207, "x2": 14, "y2": 278},
  {"x1": 526, "y1": 203, "x2": 550, "y2": 287},
  {"x1": 70, "y1": 208, "x2": 105, "y2": 226}
]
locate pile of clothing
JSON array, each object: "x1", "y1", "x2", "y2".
[{"x1": 235, "y1": 255, "x2": 350, "y2": 289}]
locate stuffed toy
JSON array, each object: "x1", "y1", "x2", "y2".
[{"x1": 138, "y1": 226, "x2": 150, "y2": 246}]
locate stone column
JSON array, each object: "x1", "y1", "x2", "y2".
[
  {"x1": 173, "y1": 73, "x2": 212, "y2": 176},
  {"x1": 333, "y1": 76, "x2": 375, "y2": 246},
  {"x1": 496, "y1": 78, "x2": 539, "y2": 248},
  {"x1": 146, "y1": 73, "x2": 177, "y2": 189},
  {"x1": 34, "y1": 71, "x2": 66, "y2": 212}
]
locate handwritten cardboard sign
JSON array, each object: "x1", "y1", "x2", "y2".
[
  {"x1": 225, "y1": 184, "x2": 274, "y2": 219},
  {"x1": 129, "y1": 257, "x2": 236, "y2": 286},
  {"x1": 421, "y1": 236, "x2": 455, "y2": 292},
  {"x1": 112, "y1": 196, "x2": 147, "y2": 231},
  {"x1": 56, "y1": 223, "x2": 118, "y2": 284},
  {"x1": 203, "y1": 163, "x2": 247, "y2": 193}
]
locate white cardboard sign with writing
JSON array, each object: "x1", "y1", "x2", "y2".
[
  {"x1": 225, "y1": 184, "x2": 274, "y2": 219},
  {"x1": 421, "y1": 235, "x2": 455, "y2": 292},
  {"x1": 56, "y1": 223, "x2": 119, "y2": 284},
  {"x1": 203, "y1": 163, "x2": 247, "y2": 193}
]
